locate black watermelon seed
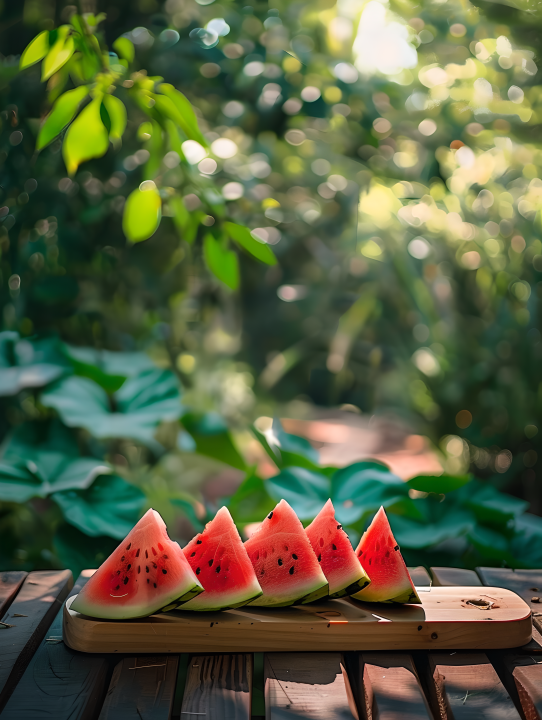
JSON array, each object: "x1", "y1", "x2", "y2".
[
  {"x1": 115, "y1": 584, "x2": 120, "y2": 590},
  {"x1": 152, "y1": 562, "x2": 157, "y2": 569},
  {"x1": 147, "y1": 579, "x2": 149, "y2": 584},
  {"x1": 116, "y1": 570, "x2": 120, "y2": 575},
  {"x1": 127, "y1": 564, "x2": 131, "y2": 571},
  {"x1": 136, "y1": 548, "x2": 140, "y2": 557},
  {"x1": 191, "y1": 551, "x2": 196, "y2": 557},
  {"x1": 216, "y1": 566, "x2": 221, "y2": 573},
  {"x1": 292, "y1": 554, "x2": 298, "y2": 559},
  {"x1": 268, "y1": 512, "x2": 273, "y2": 519},
  {"x1": 146, "y1": 566, "x2": 149, "y2": 573},
  {"x1": 153, "y1": 582, "x2": 157, "y2": 588},
  {"x1": 196, "y1": 539, "x2": 202, "y2": 544},
  {"x1": 317, "y1": 554, "x2": 321, "y2": 562},
  {"x1": 278, "y1": 558, "x2": 283, "y2": 566},
  {"x1": 289, "y1": 566, "x2": 295, "y2": 575},
  {"x1": 162, "y1": 569, "x2": 167, "y2": 574},
  {"x1": 121, "y1": 556, "x2": 125, "y2": 562},
  {"x1": 127, "y1": 543, "x2": 131, "y2": 550},
  {"x1": 138, "y1": 566, "x2": 140, "y2": 574},
  {"x1": 332, "y1": 544, "x2": 337, "y2": 551},
  {"x1": 394, "y1": 545, "x2": 399, "y2": 551},
  {"x1": 261, "y1": 569, "x2": 265, "y2": 575},
  {"x1": 337, "y1": 524, "x2": 342, "y2": 530},
  {"x1": 358, "y1": 550, "x2": 363, "y2": 556},
  {"x1": 196, "y1": 567, "x2": 201, "y2": 575},
  {"x1": 124, "y1": 576, "x2": 129, "y2": 585},
  {"x1": 145, "y1": 550, "x2": 148, "y2": 558},
  {"x1": 163, "y1": 554, "x2": 168, "y2": 559},
  {"x1": 208, "y1": 559, "x2": 214, "y2": 567}
]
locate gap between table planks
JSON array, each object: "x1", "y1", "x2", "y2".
[
  {"x1": 0, "y1": 572, "x2": 27, "y2": 618},
  {"x1": 0, "y1": 569, "x2": 72, "y2": 713},
  {"x1": 181, "y1": 654, "x2": 252, "y2": 719},
  {"x1": 0, "y1": 569, "x2": 110, "y2": 720}
]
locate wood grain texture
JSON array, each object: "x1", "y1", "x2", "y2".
[
  {"x1": 181, "y1": 654, "x2": 251, "y2": 720},
  {"x1": 0, "y1": 569, "x2": 110, "y2": 720},
  {"x1": 63, "y1": 587, "x2": 532, "y2": 654},
  {"x1": 0, "y1": 571, "x2": 27, "y2": 617},
  {"x1": 426, "y1": 652, "x2": 521, "y2": 720},
  {"x1": 0, "y1": 569, "x2": 72, "y2": 712},
  {"x1": 477, "y1": 568, "x2": 542, "y2": 634},
  {"x1": 502, "y1": 654, "x2": 542, "y2": 720},
  {"x1": 264, "y1": 652, "x2": 358, "y2": 720},
  {"x1": 98, "y1": 655, "x2": 178, "y2": 720},
  {"x1": 360, "y1": 652, "x2": 432, "y2": 720},
  {"x1": 431, "y1": 568, "x2": 482, "y2": 587}
]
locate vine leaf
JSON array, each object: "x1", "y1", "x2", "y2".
[
  {"x1": 62, "y1": 96, "x2": 109, "y2": 175},
  {"x1": 103, "y1": 95, "x2": 127, "y2": 145},
  {"x1": 42, "y1": 27, "x2": 74, "y2": 81},
  {"x1": 225, "y1": 221, "x2": 277, "y2": 265},
  {"x1": 20, "y1": 30, "x2": 50, "y2": 70},
  {"x1": 37, "y1": 86, "x2": 88, "y2": 151},
  {"x1": 203, "y1": 233, "x2": 239, "y2": 290}
]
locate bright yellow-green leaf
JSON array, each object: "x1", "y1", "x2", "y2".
[
  {"x1": 102, "y1": 95, "x2": 127, "y2": 144},
  {"x1": 156, "y1": 83, "x2": 208, "y2": 147},
  {"x1": 123, "y1": 181, "x2": 162, "y2": 243},
  {"x1": 20, "y1": 31, "x2": 49, "y2": 70},
  {"x1": 62, "y1": 97, "x2": 109, "y2": 176},
  {"x1": 42, "y1": 30, "x2": 74, "y2": 81},
  {"x1": 113, "y1": 36, "x2": 135, "y2": 64},
  {"x1": 37, "y1": 86, "x2": 88, "y2": 151},
  {"x1": 224, "y1": 221, "x2": 277, "y2": 266},
  {"x1": 203, "y1": 233, "x2": 239, "y2": 290}
]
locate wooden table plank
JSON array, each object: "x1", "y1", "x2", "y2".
[
  {"x1": 0, "y1": 569, "x2": 72, "y2": 712},
  {"x1": 477, "y1": 568, "x2": 542, "y2": 634},
  {"x1": 431, "y1": 567, "x2": 482, "y2": 587},
  {"x1": 264, "y1": 652, "x2": 357, "y2": 720},
  {"x1": 0, "y1": 569, "x2": 110, "y2": 720},
  {"x1": 408, "y1": 567, "x2": 431, "y2": 587},
  {"x1": 98, "y1": 655, "x2": 178, "y2": 720},
  {"x1": 0, "y1": 572, "x2": 27, "y2": 618},
  {"x1": 501, "y1": 653, "x2": 542, "y2": 720},
  {"x1": 425, "y1": 652, "x2": 521, "y2": 719},
  {"x1": 181, "y1": 654, "x2": 251, "y2": 720}
]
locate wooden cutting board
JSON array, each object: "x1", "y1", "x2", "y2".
[{"x1": 63, "y1": 587, "x2": 532, "y2": 654}]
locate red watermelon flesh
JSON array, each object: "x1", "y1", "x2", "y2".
[
  {"x1": 71, "y1": 509, "x2": 204, "y2": 619},
  {"x1": 352, "y1": 506, "x2": 421, "y2": 604},
  {"x1": 182, "y1": 507, "x2": 263, "y2": 611},
  {"x1": 305, "y1": 499, "x2": 371, "y2": 598},
  {"x1": 245, "y1": 499, "x2": 329, "y2": 607}
]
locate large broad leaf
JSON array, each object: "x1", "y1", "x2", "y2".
[
  {"x1": 407, "y1": 474, "x2": 472, "y2": 495},
  {"x1": 467, "y1": 525, "x2": 514, "y2": 564},
  {"x1": 463, "y1": 481, "x2": 529, "y2": 525},
  {"x1": 20, "y1": 30, "x2": 49, "y2": 70},
  {"x1": 62, "y1": 96, "x2": 109, "y2": 175},
  {"x1": 510, "y1": 514, "x2": 542, "y2": 568},
  {"x1": 181, "y1": 412, "x2": 247, "y2": 471},
  {"x1": 203, "y1": 233, "x2": 239, "y2": 290},
  {"x1": 54, "y1": 523, "x2": 118, "y2": 578},
  {"x1": 102, "y1": 94, "x2": 127, "y2": 144},
  {"x1": 252, "y1": 417, "x2": 321, "y2": 472},
  {"x1": 224, "y1": 222, "x2": 277, "y2": 265},
  {"x1": 170, "y1": 496, "x2": 205, "y2": 532},
  {"x1": 227, "y1": 472, "x2": 275, "y2": 525},
  {"x1": 63, "y1": 345, "x2": 154, "y2": 392},
  {"x1": 37, "y1": 86, "x2": 88, "y2": 151},
  {"x1": 40, "y1": 369, "x2": 183, "y2": 446},
  {"x1": 266, "y1": 467, "x2": 330, "y2": 520},
  {"x1": 52, "y1": 473, "x2": 145, "y2": 538},
  {"x1": 390, "y1": 508, "x2": 475, "y2": 549},
  {"x1": 0, "y1": 331, "x2": 68, "y2": 397},
  {"x1": 123, "y1": 182, "x2": 162, "y2": 243},
  {"x1": 0, "y1": 420, "x2": 111, "y2": 502}
]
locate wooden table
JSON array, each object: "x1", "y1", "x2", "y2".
[{"x1": 0, "y1": 566, "x2": 541, "y2": 719}]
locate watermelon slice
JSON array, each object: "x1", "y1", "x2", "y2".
[
  {"x1": 182, "y1": 506, "x2": 263, "y2": 611},
  {"x1": 305, "y1": 499, "x2": 371, "y2": 598},
  {"x1": 71, "y1": 508, "x2": 204, "y2": 619},
  {"x1": 245, "y1": 499, "x2": 329, "y2": 607},
  {"x1": 352, "y1": 506, "x2": 421, "y2": 604}
]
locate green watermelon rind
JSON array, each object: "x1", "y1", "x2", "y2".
[
  {"x1": 248, "y1": 577, "x2": 329, "y2": 607},
  {"x1": 178, "y1": 582, "x2": 263, "y2": 611},
  {"x1": 330, "y1": 575, "x2": 371, "y2": 599}
]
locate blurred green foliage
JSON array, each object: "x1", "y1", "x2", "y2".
[{"x1": 1, "y1": 0, "x2": 542, "y2": 573}]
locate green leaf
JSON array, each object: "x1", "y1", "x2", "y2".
[
  {"x1": 0, "y1": 331, "x2": 68, "y2": 396},
  {"x1": 63, "y1": 345, "x2": 154, "y2": 392},
  {"x1": 464, "y1": 481, "x2": 529, "y2": 525},
  {"x1": 224, "y1": 222, "x2": 277, "y2": 266},
  {"x1": 0, "y1": 463, "x2": 43, "y2": 503},
  {"x1": 181, "y1": 412, "x2": 247, "y2": 471},
  {"x1": 102, "y1": 95, "x2": 127, "y2": 144},
  {"x1": 40, "y1": 369, "x2": 183, "y2": 447},
  {"x1": 407, "y1": 474, "x2": 472, "y2": 495},
  {"x1": 227, "y1": 472, "x2": 275, "y2": 525},
  {"x1": 37, "y1": 86, "x2": 88, "y2": 151},
  {"x1": 53, "y1": 473, "x2": 145, "y2": 538},
  {"x1": 468, "y1": 525, "x2": 513, "y2": 563},
  {"x1": 54, "y1": 524, "x2": 118, "y2": 579},
  {"x1": 266, "y1": 467, "x2": 330, "y2": 520},
  {"x1": 122, "y1": 182, "x2": 162, "y2": 243},
  {"x1": 156, "y1": 83, "x2": 207, "y2": 146},
  {"x1": 203, "y1": 233, "x2": 239, "y2": 290},
  {"x1": 390, "y1": 509, "x2": 475, "y2": 549},
  {"x1": 20, "y1": 30, "x2": 49, "y2": 70},
  {"x1": 62, "y1": 96, "x2": 109, "y2": 175},
  {"x1": 42, "y1": 28, "x2": 74, "y2": 81},
  {"x1": 113, "y1": 36, "x2": 135, "y2": 63},
  {"x1": 170, "y1": 497, "x2": 205, "y2": 532},
  {"x1": 252, "y1": 418, "x2": 322, "y2": 473}
]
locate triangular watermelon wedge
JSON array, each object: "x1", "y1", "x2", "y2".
[
  {"x1": 352, "y1": 506, "x2": 421, "y2": 604},
  {"x1": 306, "y1": 499, "x2": 371, "y2": 598},
  {"x1": 245, "y1": 499, "x2": 329, "y2": 607},
  {"x1": 71, "y1": 508, "x2": 204, "y2": 619},
  {"x1": 182, "y1": 507, "x2": 263, "y2": 611}
]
